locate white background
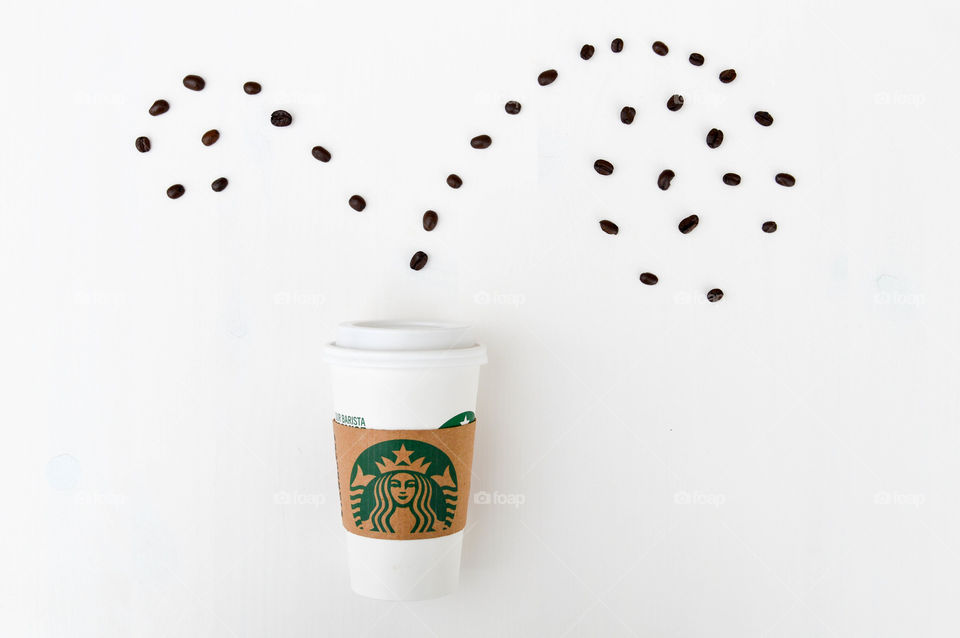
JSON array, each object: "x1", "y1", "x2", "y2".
[{"x1": 2, "y1": 0, "x2": 958, "y2": 636}]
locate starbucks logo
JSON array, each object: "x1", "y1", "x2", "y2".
[{"x1": 349, "y1": 440, "x2": 458, "y2": 534}]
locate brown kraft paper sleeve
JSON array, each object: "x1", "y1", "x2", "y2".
[{"x1": 332, "y1": 420, "x2": 476, "y2": 541}]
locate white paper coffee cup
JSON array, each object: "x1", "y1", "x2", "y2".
[{"x1": 323, "y1": 320, "x2": 487, "y2": 600}]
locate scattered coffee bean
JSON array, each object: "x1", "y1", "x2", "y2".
[
  {"x1": 762, "y1": 221, "x2": 778, "y2": 233},
  {"x1": 211, "y1": 177, "x2": 228, "y2": 192},
  {"x1": 135, "y1": 136, "x2": 151, "y2": 153},
  {"x1": 594, "y1": 159, "x2": 614, "y2": 176},
  {"x1": 270, "y1": 110, "x2": 293, "y2": 127},
  {"x1": 620, "y1": 106, "x2": 636, "y2": 124},
  {"x1": 666, "y1": 94, "x2": 684, "y2": 111},
  {"x1": 201, "y1": 129, "x2": 220, "y2": 146},
  {"x1": 538, "y1": 69, "x2": 558, "y2": 86},
  {"x1": 658, "y1": 169, "x2": 675, "y2": 190},
  {"x1": 182, "y1": 75, "x2": 205, "y2": 91},
  {"x1": 722, "y1": 172, "x2": 741, "y2": 186},
  {"x1": 505, "y1": 100, "x2": 522, "y2": 114},
  {"x1": 446, "y1": 174, "x2": 463, "y2": 189},
  {"x1": 243, "y1": 81, "x2": 261, "y2": 95},
  {"x1": 775, "y1": 173, "x2": 796, "y2": 187},
  {"x1": 652, "y1": 41, "x2": 669, "y2": 56},
  {"x1": 580, "y1": 44, "x2": 595, "y2": 60},
  {"x1": 611, "y1": 38, "x2": 624, "y2": 53},
  {"x1": 166, "y1": 184, "x2": 185, "y2": 199},
  {"x1": 719, "y1": 69, "x2": 737, "y2": 83},
  {"x1": 422, "y1": 210, "x2": 438, "y2": 231},
  {"x1": 599, "y1": 220, "x2": 619, "y2": 235},
  {"x1": 348, "y1": 195, "x2": 366, "y2": 211},
  {"x1": 639, "y1": 272, "x2": 659, "y2": 285},
  {"x1": 311, "y1": 145, "x2": 331, "y2": 162},
  {"x1": 754, "y1": 110, "x2": 774, "y2": 126},
  {"x1": 706, "y1": 128, "x2": 724, "y2": 149},
  {"x1": 689, "y1": 52, "x2": 705, "y2": 66},
  {"x1": 678, "y1": 214, "x2": 699, "y2": 234},
  {"x1": 707, "y1": 288, "x2": 724, "y2": 302},
  {"x1": 410, "y1": 251, "x2": 428, "y2": 271},
  {"x1": 471, "y1": 134, "x2": 492, "y2": 149},
  {"x1": 149, "y1": 99, "x2": 169, "y2": 116}
]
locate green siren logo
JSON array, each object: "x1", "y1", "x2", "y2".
[{"x1": 349, "y1": 440, "x2": 458, "y2": 534}]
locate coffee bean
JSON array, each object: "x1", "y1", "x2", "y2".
[
  {"x1": 652, "y1": 41, "x2": 669, "y2": 56},
  {"x1": 538, "y1": 69, "x2": 558, "y2": 86},
  {"x1": 707, "y1": 288, "x2": 724, "y2": 302},
  {"x1": 678, "y1": 214, "x2": 699, "y2": 234},
  {"x1": 620, "y1": 106, "x2": 636, "y2": 124},
  {"x1": 762, "y1": 221, "x2": 778, "y2": 233},
  {"x1": 719, "y1": 69, "x2": 737, "y2": 83},
  {"x1": 723, "y1": 172, "x2": 741, "y2": 186},
  {"x1": 243, "y1": 81, "x2": 261, "y2": 95},
  {"x1": 658, "y1": 169, "x2": 675, "y2": 190},
  {"x1": 446, "y1": 174, "x2": 462, "y2": 189},
  {"x1": 182, "y1": 75, "x2": 205, "y2": 91},
  {"x1": 639, "y1": 272, "x2": 659, "y2": 285},
  {"x1": 666, "y1": 94, "x2": 684, "y2": 111},
  {"x1": 201, "y1": 129, "x2": 220, "y2": 146},
  {"x1": 505, "y1": 100, "x2": 522, "y2": 114},
  {"x1": 211, "y1": 177, "x2": 228, "y2": 192},
  {"x1": 611, "y1": 38, "x2": 624, "y2": 53},
  {"x1": 311, "y1": 145, "x2": 331, "y2": 162},
  {"x1": 270, "y1": 110, "x2": 293, "y2": 127},
  {"x1": 754, "y1": 110, "x2": 774, "y2": 126},
  {"x1": 422, "y1": 210, "x2": 438, "y2": 231},
  {"x1": 135, "y1": 136, "x2": 151, "y2": 153},
  {"x1": 599, "y1": 220, "x2": 619, "y2": 235},
  {"x1": 689, "y1": 52, "x2": 705, "y2": 66},
  {"x1": 166, "y1": 184, "x2": 185, "y2": 199},
  {"x1": 410, "y1": 251, "x2": 428, "y2": 271},
  {"x1": 706, "y1": 128, "x2": 724, "y2": 149},
  {"x1": 471, "y1": 134, "x2": 492, "y2": 149},
  {"x1": 594, "y1": 159, "x2": 614, "y2": 176},
  {"x1": 775, "y1": 173, "x2": 796, "y2": 187},
  {"x1": 349, "y1": 195, "x2": 366, "y2": 211},
  {"x1": 580, "y1": 44, "x2": 595, "y2": 60},
  {"x1": 149, "y1": 99, "x2": 169, "y2": 116}
]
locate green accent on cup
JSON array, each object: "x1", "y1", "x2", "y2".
[{"x1": 439, "y1": 411, "x2": 475, "y2": 429}]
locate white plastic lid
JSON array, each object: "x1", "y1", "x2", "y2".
[{"x1": 323, "y1": 320, "x2": 487, "y2": 368}]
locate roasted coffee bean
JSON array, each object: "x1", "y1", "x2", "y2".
[
  {"x1": 348, "y1": 195, "x2": 366, "y2": 211},
  {"x1": 166, "y1": 184, "x2": 185, "y2": 199},
  {"x1": 135, "y1": 136, "x2": 151, "y2": 153},
  {"x1": 410, "y1": 251, "x2": 428, "y2": 271},
  {"x1": 311, "y1": 145, "x2": 331, "y2": 162},
  {"x1": 762, "y1": 221, "x2": 778, "y2": 233},
  {"x1": 270, "y1": 110, "x2": 293, "y2": 127},
  {"x1": 723, "y1": 172, "x2": 741, "y2": 186},
  {"x1": 471, "y1": 134, "x2": 492, "y2": 149},
  {"x1": 639, "y1": 272, "x2": 659, "y2": 285},
  {"x1": 678, "y1": 214, "x2": 699, "y2": 234},
  {"x1": 707, "y1": 288, "x2": 724, "y2": 302},
  {"x1": 689, "y1": 52, "x2": 705, "y2": 66},
  {"x1": 652, "y1": 41, "x2": 669, "y2": 56},
  {"x1": 446, "y1": 174, "x2": 463, "y2": 189},
  {"x1": 658, "y1": 169, "x2": 675, "y2": 190},
  {"x1": 666, "y1": 94, "x2": 684, "y2": 111},
  {"x1": 422, "y1": 210, "x2": 438, "y2": 231},
  {"x1": 754, "y1": 110, "x2": 774, "y2": 126},
  {"x1": 149, "y1": 99, "x2": 169, "y2": 116},
  {"x1": 611, "y1": 38, "x2": 624, "y2": 53},
  {"x1": 620, "y1": 106, "x2": 636, "y2": 124},
  {"x1": 538, "y1": 69, "x2": 558, "y2": 86},
  {"x1": 201, "y1": 129, "x2": 220, "y2": 146},
  {"x1": 504, "y1": 100, "x2": 522, "y2": 114},
  {"x1": 594, "y1": 159, "x2": 614, "y2": 176},
  {"x1": 719, "y1": 69, "x2": 737, "y2": 83},
  {"x1": 211, "y1": 177, "x2": 228, "y2": 192},
  {"x1": 580, "y1": 44, "x2": 595, "y2": 60},
  {"x1": 706, "y1": 128, "x2": 724, "y2": 149},
  {"x1": 775, "y1": 173, "x2": 796, "y2": 187},
  {"x1": 243, "y1": 81, "x2": 261, "y2": 95},
  {"x1": 599, "y1": 220, "x2": 619, "y2": 235},
  {"x1": 182, "y1": 75, "x2": 205, "y2": 91}
]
